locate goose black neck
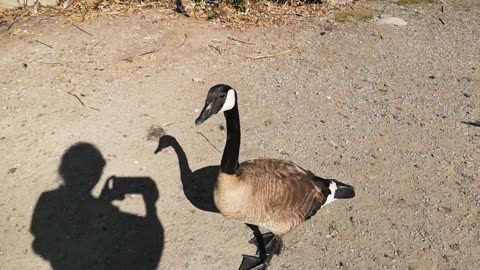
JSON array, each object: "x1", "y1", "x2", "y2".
[
  {"x1": 162, "y1": 137, "x2": 191, "y2": 176},
  {"x1": 221, "y1": 104, "x2": 240, "y2": 175}
]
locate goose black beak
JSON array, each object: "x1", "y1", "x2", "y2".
[{"x1": 195, "y1": 103, "x2": 213, "y2": 125}]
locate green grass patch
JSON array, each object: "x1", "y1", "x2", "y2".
[
  {"x1": 397, "y1": 0, "x2": 434, "y2": 6},
  {"x1": 334, "y1": 9, "x2": 378, "y2": 23}
]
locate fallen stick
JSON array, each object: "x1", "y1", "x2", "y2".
[
  {"x1": 162, "y1": 122, "x2": 175, "y2": 127},
  {"x1": 228, "y1": 36, "x2": 255, "y2": 45},
  {"x1": 242, "y1": 45, "x2": 301, "y2": 60},
  {"x1": 40, "y1": 62, "x2": 64, "y2": 66},
  {"x1": 197, "y1": 132, "x2": 221, "y2": 153},
  {"x1": 461, "y1": 121, "x2": 480, "y2": 127},
  {"x1": 122, "y1": 47, "x2": 162, "y2": 62},
  {"x1": 175, "y1": 33, "x2": 188, "y2": 49},
  {"x1": 66, "y1": 91, "x2": 85, "y2": 107},
  {"x1": 208, "y1": 45, "x2": 223, "y2": 55},
  {"x1": 35, "y1": 40, "x2": 53, "y2": 49},
  {"x1": 72, "y1": 24, "x2": 94, "y2": 36},
  {"x1": 7, "y1": 17, "x2": 17, "y2": 31},
  {"x1": 66, "y1": 90, "x2": 100, "y2": 111}
]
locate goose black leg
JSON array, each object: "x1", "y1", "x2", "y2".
[
  {"x1": 239, "y1": 224, "x2": 268, "y2": 270},
  {"x1": 249, "y1": 232, "x2": 283, "y2": 256}
]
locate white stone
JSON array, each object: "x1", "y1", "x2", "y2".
[
  {"x1": 0, "y1": 0, "x2": 59, "y2": 9},
  {"x1": 377, "y1": 17, "x2": 408, "y2": 26}
]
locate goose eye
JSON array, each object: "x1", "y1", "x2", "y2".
[{"x1": 220, "y1": 93, "x2": 226, "y2": 98}]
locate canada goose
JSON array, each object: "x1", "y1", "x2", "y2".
[{"x1": 195, "y1": 84, "x2": 355, "y2": 270}]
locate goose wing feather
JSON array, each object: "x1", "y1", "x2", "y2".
[{"x1": 239, "y1": 159, "x2": 328, "y2": 232}]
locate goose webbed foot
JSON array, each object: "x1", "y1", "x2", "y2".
[
  {"x1": 249, "y1": 232, "x2": 283, "y2": 256},
  {"x1": 239, "y1": 255, "x2": 268, "y2": 270},
  {"x1": 241, "y1": 224, "x2": 280, "y2": 270}
]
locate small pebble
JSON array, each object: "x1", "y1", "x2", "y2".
[{"x1": 377, "y1": 17, "x2": 408, "y2": 26}]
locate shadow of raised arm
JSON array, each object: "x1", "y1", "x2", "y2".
[{"x1": 100, "y1": 176, "x2": 160, "y2": 218}]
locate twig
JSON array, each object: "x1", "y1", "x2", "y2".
[
  {"x1": 40, "y1": 62, "x2": 64, "y2": 66},
  {"x1": 91, "y1": 41, "x2": 100, "y2": 48},
  {"x1": 65, "y1": 90, "x2": 100, "y2": 111},
  {"x1": 72, "y1": 23, "x2": 94, "y2": 36},
  {"x1": 227, "y1": 36, "x2": 255, "y2": 45},
  {"x1": 242, "y1": 45, "x2": 301, "y2": 60},
  {"x1": 175, "y1": 33, "x2": 188, "y2": 49},
  {"x1": 138, "y1": 48, "x2": 162, "y2": 57},
  {"x1": 35, "y1": 40, "x2": 53, "y2": 49},
  {"x1": 196, "y1": 132, "x2": 221, "y2": 154},
  {"x1": 438, "y1": 18, "x2": 445, "y2": 25},
  {"x1": 461, "y1": 121, "x2": 480, "y2": 127},
  {"x1": 7, "y1": 17, "x2": 17, "y2": 31},
  {"x1": 122, "y1": 47, "x2": 162, "y2": 62},
  {"x1": 269, "y1": 12, "x2": 305, "y2": 17},
  {"x1": 208, "y1": 45, "x2": 223, "y2": 55},
  {"x1": 66, "y1": 91, "x2": 85, "y2": 107}
]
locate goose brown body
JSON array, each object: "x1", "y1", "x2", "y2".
[{"x1": 214, "y1": 159, "x2": 329, "y2": 237}]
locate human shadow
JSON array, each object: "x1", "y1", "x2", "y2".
[
  {"x1": 30, "y1": 142, "x2": 163, "y2": 270},
  {"x1": 155, "y1": 135, "x2": 219, "y2": 213}
]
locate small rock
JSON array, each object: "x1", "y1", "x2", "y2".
[
  {"x1": 377, "y1": 17, "x2": 408, "y2": 26},
  {"x1": 327, "y1": 225, "x2": 339, "y2": 238},
  {"x1": 449, "y1": 243, "x2": 460, "y2": 251},
  {"x1": 192, "y1": 78, "x2": 204, "y2": 84},
  {"x1": 8, "y1": 168, "x2": 17, "y2": 174}
]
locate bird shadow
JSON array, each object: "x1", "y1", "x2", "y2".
[
  {"x1": 30, "y1": 142, "x2": 164, "y2": 270},
  {"x1": 155, "y1": 135, "x2": 219, "y2": 213}
]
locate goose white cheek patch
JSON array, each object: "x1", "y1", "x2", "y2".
[{"x1": 219, "y1": 89, "x2": 236, "y2": 112}]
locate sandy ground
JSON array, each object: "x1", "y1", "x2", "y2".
[{"x1": 1, "y1": 1, "x2": 479, "y2": 269}]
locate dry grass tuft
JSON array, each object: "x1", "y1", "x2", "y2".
[{"x1": 0, "y1": 0, "x2": 363, "y2": 29}]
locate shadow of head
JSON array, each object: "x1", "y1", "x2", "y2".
[
  {"x1": 154, "y1": 135, "x2": 177, "y2": 154},
  {"x1": 59, "y1": 142, "x2": 106, "y2": 195}
]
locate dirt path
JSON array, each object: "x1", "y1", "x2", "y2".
[{"x1": 1, "y1": 1, "x2": 479, "y2": 269}]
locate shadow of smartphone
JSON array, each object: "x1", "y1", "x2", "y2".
[{"x1": 100, "y1": 176, "x2": 159, "y2": 215}]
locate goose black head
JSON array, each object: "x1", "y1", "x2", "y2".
[{"x1": 195, "y1": 84, "x2": 237, "y2": 125}]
